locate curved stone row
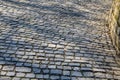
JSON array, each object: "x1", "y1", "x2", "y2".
[{"x1": 0, "y1": 0, "x2": 120, "y2": 80}]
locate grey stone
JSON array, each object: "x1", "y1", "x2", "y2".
[
  {"x1": 26, "y1": 73, "x2": 35, "y2": 78},
  {"x1": 1, "y1": 71, "x2": 7, "y2": 75},
  {"x1": 56, "y1": 44, "x2": 64, "y2": 49},
  {"x1": 73, "y1": 67, "x2": 80, "y2": 71},
  {"x1": 12, "y1": 77, "x2": 21, "y2": 80},
  {"x1": 16, "y1": 51, "x2": 24, "y2": 55},
  {"x1": 16, "y1": 73, "x2": 25, "y2": 77},
  {"x1": 54, "y1": 51, "x2": 64, "y2": 54},
  {"x1": 95, "y1": 72, "x2": 106, "y2": 78},
  {"x1": 16, "y1": 62, "x2": 23, "y2": 66},
  {"x1": 6, "y1": 72, "x2": 15, "y2": 76},
  {"x1": 48, "y1": 44, "x2": 56, "y2": 48},
  {"x1": 0, "y1": 65, "x2": 2, "y2": 69},
  {"x1": 81, "y1": 67, "x2": 93, "y2": 71},
  {"x1": 106, "y1": 74, "x2": 113, "y2": 79},
  {"x1": 33, "y1": 68, "x2": 41, "y2": 73},
  {"x1": 43, "y1": 69, "x2": 49, "y2": 74},
  {"x1": 21, "y1": 78, "x2": 30, "y2": 80},
  {"x1": 63, "y1": 70, "x2": 70, "y2": 76},
  {"x1": 36, "y1": 74, "x2": 43, "y2": 78},
  {"x1": 26, "y1": 52, "x2": 36, "y2": 56},
  {"x1": 0, "y1": 61, "x2": 5, "y2": 64},
  {"x1": 0, "y1": 0, "x2": 120, "y2": 80},
  {"x1": 61, "y1": 76, "x2": 71, "y2": 80},
  {"x1": 63, "y1": 66, "x2": 72, "y2": 70},
  {"x1": 72, "y1": 71, "x2": 82, "y2": 77},
  {"x1": 51, "y1": 69, "x2": 62, "y2": 75},
  {"x1": 40, "y1": 65, "x2": 47, "y2": 68},
  {"x1": 24, "y1": 63, "x2": 31, "y2": 67},
  {"x1": 15, "y1": 67, "x2": 31, "y2": 72},
  {"x1": 43, "y1": 74, "x2": 49, "y2": 79},
  {"x1": 3, "y1": 66, "x2": 14, "y2": 71},
  {"x1": 45, "y1": 50, "x2": 54, "y2": 54},
  {"x1": 32, "y1": 63, "x2": 39, "y2": 68},
  {"x1": 50, "y1": 76, "x2": 59, "y2": 80},
  {"x1": 83, "y1": 72, "x2": 94, "y2": 77},
  {"x1": 5, "y1": 57, "x2": 11, "y2": 61},
  {"x1": 48, "y1": 65, "x2": 56, "y2": 68}
]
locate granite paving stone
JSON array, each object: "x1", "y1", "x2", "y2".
[
  {"x1": 0, "y1": 0, "x2": 120, "y2": 79},
  {"x1": 2, "y1": 66, "x2": 14, "y2": 71},
  {"x1": 16, "y1": 73, "x2": 25, "y2": 77},
  {"x1": 15, "y1": 67, "x2": 31, "y2": 72},
  {"x1": 25, "y1": 73, "x2": 35, "y2": 78},
  {"x1": 6, "y1": 72, "x2": 15, "y2": 76},
  {"x1": 72, "y1": 71, "x2": 82, "y2": 77}
]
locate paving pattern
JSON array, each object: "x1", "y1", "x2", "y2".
[{"x1": 0, "y1": 0, "x2": 120, "y2": 80}]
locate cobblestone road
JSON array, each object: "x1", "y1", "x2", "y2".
[{"x1": 0, "y1": 0, "x2": 120, "y2": 80}]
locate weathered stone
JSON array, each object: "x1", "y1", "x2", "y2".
[
  {"x1": 3, "y1": 66, "x2": 14, "y2": 71},
  {"x1": 16, "y1": 62, "x2": 23, "y2": 67},
  {"x1": 71, "y1": 71, "x2": 82, "y2": 77},
  {"x1": 0, "y1": 0, "x2": 120, "y2": 80},
  {"x1": 48, "y1": 65, "x2": 56, "y2": 69},
  {"x1": 6, "y1": 72, "x2": 15, "y2": 76},
  {"x1": 26, "y1": 52, "x2": 36, "y2": 56},
  {"x1": 33, "y1": 68, "x2": 41, "y2": 73},
  {"x1": 43, "y1": 69, "x2": 49, "y2": 74},
  {"x1": 48, "y1": 44, "x2": 56, "y2": 48},
  {"x1": 16, "y1": 73, "x2": 25, "y2": 77},
  {"x1": 43, "y1": 74, "x2": 49, "y2": 79},
  {"x1": 15, "y1": 67, "x2": 31, "y2": 72},
  {"x1": 50, "y1": 69, "x2": 62, "y2": 75},
  {"x1": 95, "y1": 72, "x2": 106, "y2": 78},
  {"x1": 83, "y1": 72, "x2": 94, "y2": 77},
  {"x1": 24, "y1": 63, "x2": 31, "y2": 67},
  {"x1": 12, "y1": 77, "x2": 21, "y2": 80},
  {"x1": 36, "y1": 74, "x2": 43, "y2": 78},
  {"x1": 61, "y1": 76, "x2": 71, "y2": 80},
  {"x1": 1, "y1": 71, "x2": 7, "y2": 75},
  {"x1": 50, "y1": 76, "x2": 59, "y2": 80},
  {"x1": 26, "y1": 73, "x2": 35, "y2": 78},
  {"x1": 63, "y1": 70, "x2": 70, "y2": 76},
  {"x1": 32, "y1": 63, "x2": 39, "y2": 68},
  {"x1": 0, "y1": 65, "x2": 2, "y2": 69},
  {"x1": 21, "y1": 78, "x2": 30, "y2": 80}
]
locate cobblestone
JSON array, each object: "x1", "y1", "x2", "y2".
[
  {"x1": 36, "y1": 74, "x2": 43, "y2": 78},
  {"x1": 50, "y1": 76, "x2": 59, "y2": 80},
  {"x1": 2, "y1": 66, "x2": 14, "y2": 71},
  {"x1": 16, "y1": 73, "x2": 25, "y2": 77},
  {"x1": 1, "y1": 71, "x2": 6, "y2": 76},
  {"x1": 33, "y1": 68, "x2": 41, "y2": 74},
  {"x1": 0, "y1": 65, "x2": 2, "y2": 69},
  {"x1": 12, "y1": 77, "x2": 21, "y2": 80},
  {"x1": 25, "y1": 73, "x2": 35, "y2": 78},
  {"x1": 6, "y1": 72, "x2": 15, "y2": 76},
  {"x1": 21, "y1": 78, "x2": 30, "y2": 80},
  {"x1": 63, "y1": 70, "x2": 70, "y2": 76},
  {"x1": 83, "y1": 72, "x2": 94, "y2": 77},
  {"x1": 0, "y1": 0, "x2": 120, "y2": 79},
  {"x1": 95, "y1": 72, "x2": 106, "y2": 78},
  {"x1": 72, "y1": 71, "x2": 82, "y2": 77},
  {"x1": 15, "y1": 67, "x2": 31, "y2": 72},
  {"x1": 48, "y1": 65, "x2": 56, "y2": 69},
  {"x1": 50, "y1": 69, "x2": 62, "y2": 75},
  {"x1": 61, "y1": 76, "x2": 71, "y2": 80}
]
